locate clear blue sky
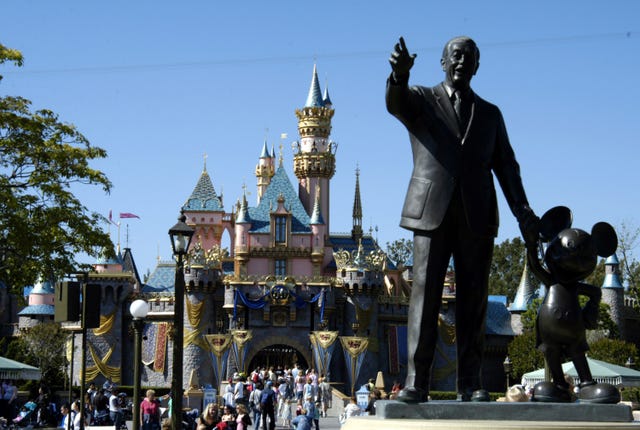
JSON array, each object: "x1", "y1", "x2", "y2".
[{"x1": 2, "y1": 1, "x2": 639, "y2": 277}]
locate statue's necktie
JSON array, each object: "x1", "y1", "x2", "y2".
[{"x1": 453, "y1": 90, "x2": 463, "y2": 124}]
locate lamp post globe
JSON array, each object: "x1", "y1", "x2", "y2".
[{"x1": 130, "y1": 299, "x2": 149, "y2": 319}]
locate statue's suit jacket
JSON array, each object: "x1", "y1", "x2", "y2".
[{"x1": 386, "y1": 75, "x2": 531, "y2": 237}]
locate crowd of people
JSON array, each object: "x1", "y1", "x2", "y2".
[{"x1": 198, "y1": 364, "x2": 332, "y2": 430}]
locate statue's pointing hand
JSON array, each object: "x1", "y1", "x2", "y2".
[{"x1": 389, "y1": 37, "x2": 416, "y2": 79}]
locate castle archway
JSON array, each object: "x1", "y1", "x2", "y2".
[{"x1": 246, "y1": 335, "x2": 312, "y2": 372}]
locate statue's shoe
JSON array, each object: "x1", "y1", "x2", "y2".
[
  {"x1": 531, "y1": 381, "x2": 573, "y2": 403},
  {"x1": 396, "y1": 386, "x2": 428, "y2": 403},
  {"x1": 578, "y1": 382, "x2": 621, "y2": 404},
  {"x1": 458, "y1": 388, "x2": 490, "y2": 402}
]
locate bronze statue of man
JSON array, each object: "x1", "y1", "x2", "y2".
[{"x1": 386, "y1": 36, "x2": 539, "y2": 402}]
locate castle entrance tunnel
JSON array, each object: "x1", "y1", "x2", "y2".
[{"x1": 247, "y1": 344, "x2": 309, "y2": 372}]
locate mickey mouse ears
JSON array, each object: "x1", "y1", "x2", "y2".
[
  {"x1": 592, "y1": 222, "x2": 618, "y2": 257},
  {"x1": 539, "y1": 206, "x2": 572, "y2": 242}
]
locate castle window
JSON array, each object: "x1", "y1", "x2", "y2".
[
  {"x1": 275, "y1": 259, "x2": 286, "y2": 276},
  {"x1": 275, "y1": 216, "x2": 287, "y2": 244}
]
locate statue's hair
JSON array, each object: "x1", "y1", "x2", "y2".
[{"x1": 442, "y1": 36, "x2": 480, "y2": 61}]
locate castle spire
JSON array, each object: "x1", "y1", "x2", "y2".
[
  {"x1": 260, "y1": 140, "x2": 270, "y2": 158},
  {"x1": 351, "y1": 166, "x2": 363, "y2": 242},
  {"x1": 509, "y1": 259, "x2": 538, "y2": 313},
  {"x1": 305, "y1": 63, "x2": 324, "y2": 108},
  {"x1": 322, "y1": 78, "x2": 332, "y2": 108},
  {"x1": 256, "y1": 140, "x2": 275, "y2": 204},
  {"x1": 236, "y1": 185, "x2": 251, "y2": 224}
]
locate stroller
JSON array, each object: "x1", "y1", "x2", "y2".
[{"x1": 12, "y1": 401, "x2": 38, "y2": 427}]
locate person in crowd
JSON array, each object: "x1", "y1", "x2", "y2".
[
  {"x1": 295, "y1": 398, "x2": 303, "y2": 417},
  {"x1": 260, "y1": 381, "x2": 276, "y2": 430},
  {"x1": 389, "y1": 381, "x2": 402, "y2": 400},
  {"x1": 318, "y1": 376, "x2": 331, "y2": 418},
  {"x1": 71, "y1": 400, "x2": 82, "y2": 430},
  {"x1": 247, "y1": 381, "x2": 262, "y2": 430},
  {"x1": 343, "y1": 397, "x2": 361, "y2": 420},
  {"x1": 109, "y1": 387, "x2": 123, "y2": 430},
  {"x1": 216, "y1": 405, "x2": 235, "y2": 430},
  {"x1": 87, "y1": 383, "x2": 97, "y2": 402},
  {"x1": 161, "y1": 418, "x2": 172, "y2": 430},
  {"x1": 302, "y1": 395, "x2": 317, "y2": 430},
  {"x1": 197, "y1": 402, "x2": 219, "y2": 430},
  {"x1": 291, "y1": 409, "x2": 311, "y2": 430},
  {"x1": 364, "y1": 390, "x2": 381, "y2": 416},
  {"x1": 59, "y1": 403, "x2": 72, "y2": 429},
  {"x1": 504, "y1": 385, "x2": 529, "y2": 402},
  {"x1": 277, "y1": 378, "x2": 291, "y2": 427},
  {"x1": 140, "y1": 389, "x2": 161, "y2": 430},
  {"x1": 2, "y1": 380, "x2": 17, "y2": 420},
  {"x1": 235, "y1": 404, "x2": 251, "y2": 430},
  {"x1": 222, "y1": 384, "x2": 234, "y2": 409},
  {"x1": 295, "y1": 373, "x2": 305, "y2": 401},
  {"x1": 93, "y1": 388, "x2": 110, "y2": 424},
  {"x1": 233, "y1": 375, "x2": 246, "y2": 407}
]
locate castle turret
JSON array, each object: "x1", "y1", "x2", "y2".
[
  {"x1": 182, "y1": 161, "x2": 233, "y2": 254},
  {"x1": 255, "y1": 140, "x2": 275, "y2": 204},
  {"x1": 601, "y1": 253, "x2": 625, "y2": 338},
  {"x1": 234, "y1": 190, "x2": 251, "y2": 277},
  {"x1": 294, "y1": 64, "x2": 336, "y2": 234}
]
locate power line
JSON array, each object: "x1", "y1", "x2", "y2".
[{"x1": 3, "y1": 30, "x2": 636, "y2": 77}]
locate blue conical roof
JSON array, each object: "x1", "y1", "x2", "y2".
[
  {"x1": 605, "y1": 254, "x2": 620, "y2": 265},
  {"x1": 602, "y1": 253, "x2": 624, "y2": 289},
  {"x1": 260, "y1": 140, "x2": 270, "y2": 158},
  {"x1": 305, "y1": 64, "x2": 324, "y2": 108},
  {"x1": 509, "y1": 261, "x2": 538, "y2": 312},
  {"x1": 183, "y1": 169, "x2": 224, "y2": 211},
  {"x1": 323, "y1": 82, "x2": 333, "y2": 107},
  {"x1": 236, "y1": 193, "x2": 251, "y2": 224}
]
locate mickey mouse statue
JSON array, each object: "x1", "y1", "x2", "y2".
[{"x1": 526, "y1": 206, "x2": 621, "y2": 403}]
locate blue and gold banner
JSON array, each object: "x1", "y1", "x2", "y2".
[
  {"x1": 310, "y1": 331, "x2": 339, "y2": 378},
  {"x1": 204, "y1": 333, "x2": 233, "y2": 389},
  {"x1": 339, "y1": 336, "x2": 369, "y2": 396}
]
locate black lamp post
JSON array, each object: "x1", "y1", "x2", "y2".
[
  {"x1": 168, "y1": 211, "x2": 194, "y2": 430},
  {"x1": 503, "y1": 356, "x2": 512, "y2": 389},
  {"x1": 130, "y1": 299, "x2": 149, "y2": 430}
]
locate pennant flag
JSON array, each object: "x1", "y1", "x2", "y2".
[
  {"x1": 108, "y1": 210, "x2": 118, "y2": 226},
  {"x1": 119, "y1": 212, "x2": 140, "y2": 219}
]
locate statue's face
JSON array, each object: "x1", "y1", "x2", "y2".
[
  {"x1": 545, "y1": 228, "x2": 597, "y2": 283},
  {"x1": 441, "y1": 41, "x2": 478, "y2": 90}
]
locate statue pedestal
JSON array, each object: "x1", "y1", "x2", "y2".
[{"x1": 341, "y1": 401, "x2": 636, "y2": 430}]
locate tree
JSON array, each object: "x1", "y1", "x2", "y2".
[
  {"x1": 588, "y1": 338, "x2": 637, "y2": 368},
  {"x1": 616, "y1": 221, "x2": 640, "y2": 308},
  {"x1": 20, "y1": 322, "x2": 69, "y2": 386},
  {"x1": 385, "y1": 238, "x2": 413, "y2": 269},
  {"x1": 1, "y1": 42, "x2": 113, "y2": 292},
  {"x1": 489, "y1": 237, "x2": 537, "y2": 301}
]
